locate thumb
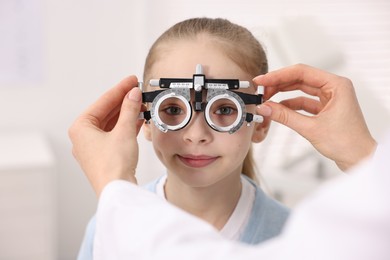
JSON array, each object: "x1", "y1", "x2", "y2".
[
  {"x1": 115, "y1": 87, "x2": 143, "y2": 137},
  {"x1": 257, "y1": 101, "x2": 312, "y2": 135}
]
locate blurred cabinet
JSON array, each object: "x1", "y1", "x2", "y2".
[{"x1": 0, "y1": 133, "x2": 56, "y2": 260}]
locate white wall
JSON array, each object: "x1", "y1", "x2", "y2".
[
  {"x1": 1, "y1": 0, "x2": 389, "y2": 259},
  {"x1": 0, "y1": 1, "x2": 155, "y2": 259}
]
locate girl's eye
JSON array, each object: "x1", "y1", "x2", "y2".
[
  {"x1": 164, "y1": 106, "x2": 183, "y2": 115},
  {"x1": 215, "y1": 106, "x2": 235, "y2": 115}
]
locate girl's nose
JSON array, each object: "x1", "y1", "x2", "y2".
[{"x1": 182, "y1": 113, "x2": 213, "y2": 144}]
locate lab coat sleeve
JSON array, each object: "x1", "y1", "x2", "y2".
[
  {"x1": 94, "y1": 135, "x2": 390, "y2": 260},
  {"x1": 93, "y1": 180, "x2": 270, "y2": 260},
  {"x1": 275, "y1": 141, "x2": 390, "y2": 260}
]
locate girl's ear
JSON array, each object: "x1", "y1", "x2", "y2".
[
  {"x1": 251, "y1": 116, "x2": 271, "y2": 143},
  {"x1": 143, "y1": 122, "x2": 152, "y2": 141}
]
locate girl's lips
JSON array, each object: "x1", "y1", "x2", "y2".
[{"x1": 178, "y1": 154, "x2": 219, "y2": 168}]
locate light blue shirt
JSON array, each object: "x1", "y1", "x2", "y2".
[{"x1": 77, "y1": 175, "x2": 290, "y2": 260}]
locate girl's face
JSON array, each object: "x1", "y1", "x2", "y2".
[{"x1": 143, "y1": 36, "x2": 269, "y2": 189}]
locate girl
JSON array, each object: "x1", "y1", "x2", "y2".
[{"x1": 78, "y1": 17, "x2": 289, "y2": 259}]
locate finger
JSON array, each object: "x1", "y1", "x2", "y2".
[
  {"x1": 257, "y1": 101, "x2": 314, "y2": 135},
  {"x1": 83, "y1": 76, "x2": 139, "y2": 127},
  {"x1": 105, "y1": 100, "x2": 147, "y2": 133},
  {"x1": 261, "y1": 82, "x2": 322, "y2": 101},
  {"x1": 253, "y1": 64, "x2": 336, "y2": 98},
  {"x1": 253, "y1": 64, "x2": 334, "y2": 88},
  {"x1": 279, "y1": 97, "x2": 324, "y2": 115},
  {"x1": 114, "y1": 87, "x2": 143, "y2": 137},
  {"x1": 103, "y1": 111, "x2": 120, "y2": 132}
]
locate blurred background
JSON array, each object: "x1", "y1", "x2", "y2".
[{"x1": 0, "y1": 0, "x2": 389, "y2": 259}]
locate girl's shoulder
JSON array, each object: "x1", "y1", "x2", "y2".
[
  {"x1": 240, "y1": 175, "x2": 290, "y2": 244},
  {"x1": 141, "y1": 178, "x2": 159, "y2": 192},
  {"x1": 141, "y1": 174, "x2": 166, "y2": 193}
]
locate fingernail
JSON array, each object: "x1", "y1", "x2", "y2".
[
  {"x1": 257, "y1": 104, "x2": 272, "y2": 117},
  {"x1": 128, "y1": 88, "x2": 141, "y2": 102}
]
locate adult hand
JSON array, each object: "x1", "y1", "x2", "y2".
[
  {"x1": 68, "y1": 76, "x2": 144, "y2": 196},
  {"x1": 254, "y1": 64, "x2": 377, "y2": 171}
]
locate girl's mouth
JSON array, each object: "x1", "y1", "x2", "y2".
[{"x1": 177, "y1": 154, "x2": 219, "y2": 168}]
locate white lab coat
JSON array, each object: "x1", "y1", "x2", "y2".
[{"x1": 94, "y1": 135, "x2": 390, "y2": 260}]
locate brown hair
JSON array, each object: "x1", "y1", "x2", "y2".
[{"x1": 143, "y1": 17, "x2": 268, "y2": 183}]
